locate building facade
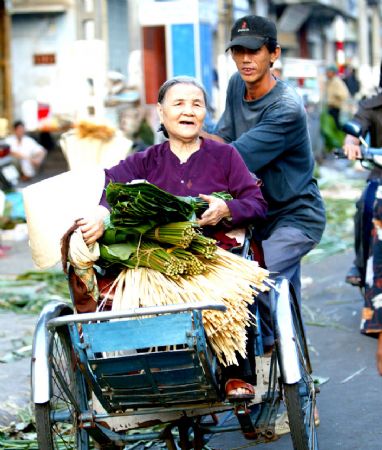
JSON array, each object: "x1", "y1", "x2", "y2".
[{"x1": 1, "y1": 0, "x2": 381, "y2": 128}]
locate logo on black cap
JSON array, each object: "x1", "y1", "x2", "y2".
[{"x1": 238, "y1": 21, "x2": 249, "y2": 32}]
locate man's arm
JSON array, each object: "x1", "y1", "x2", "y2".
[
  {"x1": 200, "y1": 130, "x2": 225, "y2": 143},
  {"x1": 224, "y1": 101, "x2": 306, "y2": 173},
  {"x1": 205, "y1": 119, "x2": 291, "y2": 174},
  {"x1": 212, "y1": 88, "x2": 304, "y2": 173}
]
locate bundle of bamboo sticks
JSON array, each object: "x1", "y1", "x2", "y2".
[{"x1": 107, "y1": 247, "x2": 270, "y2": 366}]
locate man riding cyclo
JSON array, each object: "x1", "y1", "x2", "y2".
[{"x1": 202, "y1": 15, "x2": 326, "y2": 310}]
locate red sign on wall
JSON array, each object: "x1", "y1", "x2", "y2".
[{"x1": 33, "y1": 54, "x2": 56, "y2": 65}]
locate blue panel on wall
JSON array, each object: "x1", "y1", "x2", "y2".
[
  {"x1": 107, "y1": 0, "x2": 129, "y2": 76},
  {"x1": 171, "y1": 24, "x2": 195, "y2": 77},
  {"x1": 199, "y1": 22, "x2": 213, "y2": 102}
]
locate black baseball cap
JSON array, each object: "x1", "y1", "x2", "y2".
[{"x1": 226, "y1": 15, "x2": 277, "y2": 51}]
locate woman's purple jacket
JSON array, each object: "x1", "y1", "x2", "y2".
[{"x1": 100, "y1": 137, "x2": 267, "y2": 227}]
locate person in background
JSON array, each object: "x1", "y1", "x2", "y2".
[
  {"x1": 270, "y1": 59, "x2": 283, "y2": 79},
  {"x1": 343, "y1": 62, "x2": 382, "y2": 375},
  {"x1": 202, "y1": 15, "x2": 326, "y2": 308},
  {"x1": 5, "y1": 120, "x2": 47, "y2": 180},
  {"x1": 118, "y1": 105, "x2": 154, "y2": 152},
  {"x1": 343, "y1": 65, "x2": 360, "y2": 98},
  {"x1": 325, "y1": 65, "x2": 350, "y2": 129}
]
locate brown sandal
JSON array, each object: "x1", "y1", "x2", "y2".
[{"x1": 225, "y1": 378, "x2": 255, "y2": 401}]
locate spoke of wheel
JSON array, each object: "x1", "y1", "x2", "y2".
[
  {"x1": 294, "y1": 317, "x2": 314, "y2": 388},
  {"x1": 51, "y1": 348, "x2": 74, "y2": 415},
  {"x1": 52, "y1": 373, "x2": 74, "y2": 413},
  {"x1": 50, "y1": 332, "x2": 79, "y2": 449},
  {"x1": 52, "y1": 362, "x2": 79, "y2": 414},
  {"x1": 52, "y1": 423, "x2": 75, "y2": 449},
  {"x1": 293, "y1": 306, "x2": 318, "y2": 450},
  {"x1": 51, "y1": 338, "x2": 80, "y2": 414}
]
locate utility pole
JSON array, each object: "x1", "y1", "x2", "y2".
[
  {"x1": 253, "y1": 0, "x2": 269, "y2": 16},
  {"x1": 0, "y1": 0, "x2": 12, "y2": 124},
  {"x1": 370, "y1": 2, "x2": 381, "y2": 86},
  {"x1": 127, "y1": 0, "x2": 141, "y2": 53},
  {"x1": 217, "y1": 0, "x2": 233, "y2": 57},
  {"x1": 357, "y1": 0, "x2": 372, "y2": 94},
  {"x1": 216, "y1": 0, "x2": 233, "y2": 116}
]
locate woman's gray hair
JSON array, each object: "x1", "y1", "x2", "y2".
[
  {"x1": 157, "y1": 76, "x2": 208, "y2": 138},
  {"x1": 157, "y1": 76, "x2": 208, "y2": 107}
]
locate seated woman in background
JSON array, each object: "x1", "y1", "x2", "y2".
[{"x1": 78, "y1": 75, "x2": 268, "y2": 400}]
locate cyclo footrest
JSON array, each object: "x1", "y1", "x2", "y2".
[{"x1": 234, "y1": 403, "x2": 259, "y2": 439}]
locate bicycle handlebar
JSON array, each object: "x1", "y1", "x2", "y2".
[{"x1": 334, "y1": 146, "x2": 382, "y2": 167}]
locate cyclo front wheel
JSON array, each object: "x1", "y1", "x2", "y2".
[
  {"x1": 34, "y1": 324, "x2": 89, "y2": 449},
  {"x1": 272, "y1": 278, "x2": 318, "y2": 450}
]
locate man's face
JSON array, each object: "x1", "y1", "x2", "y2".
[{"x1": 231, "y1": 45, "x2": 275, "y2": 85}]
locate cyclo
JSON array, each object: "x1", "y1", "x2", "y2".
[{"x1": 31, "y1": 186, "x2": 319, "y2": 450}]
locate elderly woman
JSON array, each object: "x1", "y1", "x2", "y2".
[{"x1": 78, "y1": 76, "x2": 267, "y2": 400}]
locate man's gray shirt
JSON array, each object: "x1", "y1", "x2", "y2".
[{"x1": 215, "y1": 73, "x2": 326, "y2": 243}]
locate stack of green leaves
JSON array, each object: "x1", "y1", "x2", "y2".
[
  {"x1": 106, "y1": 181, "x2": 195, "y2": 233},
  {"x1": 98, "y1": 181, "x2": 234, "y2": 276}
]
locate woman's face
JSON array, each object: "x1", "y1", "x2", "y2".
[{"x1": 157, "y1": 83, "x2": 206, "y2": 142}]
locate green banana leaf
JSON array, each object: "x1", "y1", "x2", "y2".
[
  {"x1": 106, "y1": 181, "x2": 195, "y2": 227},
  {"x1": 99, "y1": 240, "x2": 139, "y2": 265}
]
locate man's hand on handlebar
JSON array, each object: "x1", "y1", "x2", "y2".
[{"x1": 343, "y1": 134, "x2": 362, "y2": 160}]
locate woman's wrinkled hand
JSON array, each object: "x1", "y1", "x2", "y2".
[
  {"x1": 197, "y1": 194, "x2": 231, "y2": 227},
  {"x1": 343, "y1": 135, "x2": 362, "y2": 160},
  {"x1": 77, "y1": 205, "x2": 110, "y2": 245}
]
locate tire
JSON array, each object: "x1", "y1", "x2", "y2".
[
  {"x1": 282, "y1": 288, "x2": 318, "y2": 450},
  {"x1": 34, "y1": 325, "x2": 89, "y2": 449}
]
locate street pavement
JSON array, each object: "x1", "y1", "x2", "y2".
[{"x1": 0, "y1": 150, "x2": 381, "y2": 448}]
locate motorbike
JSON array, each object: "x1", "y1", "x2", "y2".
[
  {"x1": 335, "y1": 120, "x2": 382, "y2": 291},
  {"x1": 0, "y1": 140, "x2": 19, "y2": 190}
]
